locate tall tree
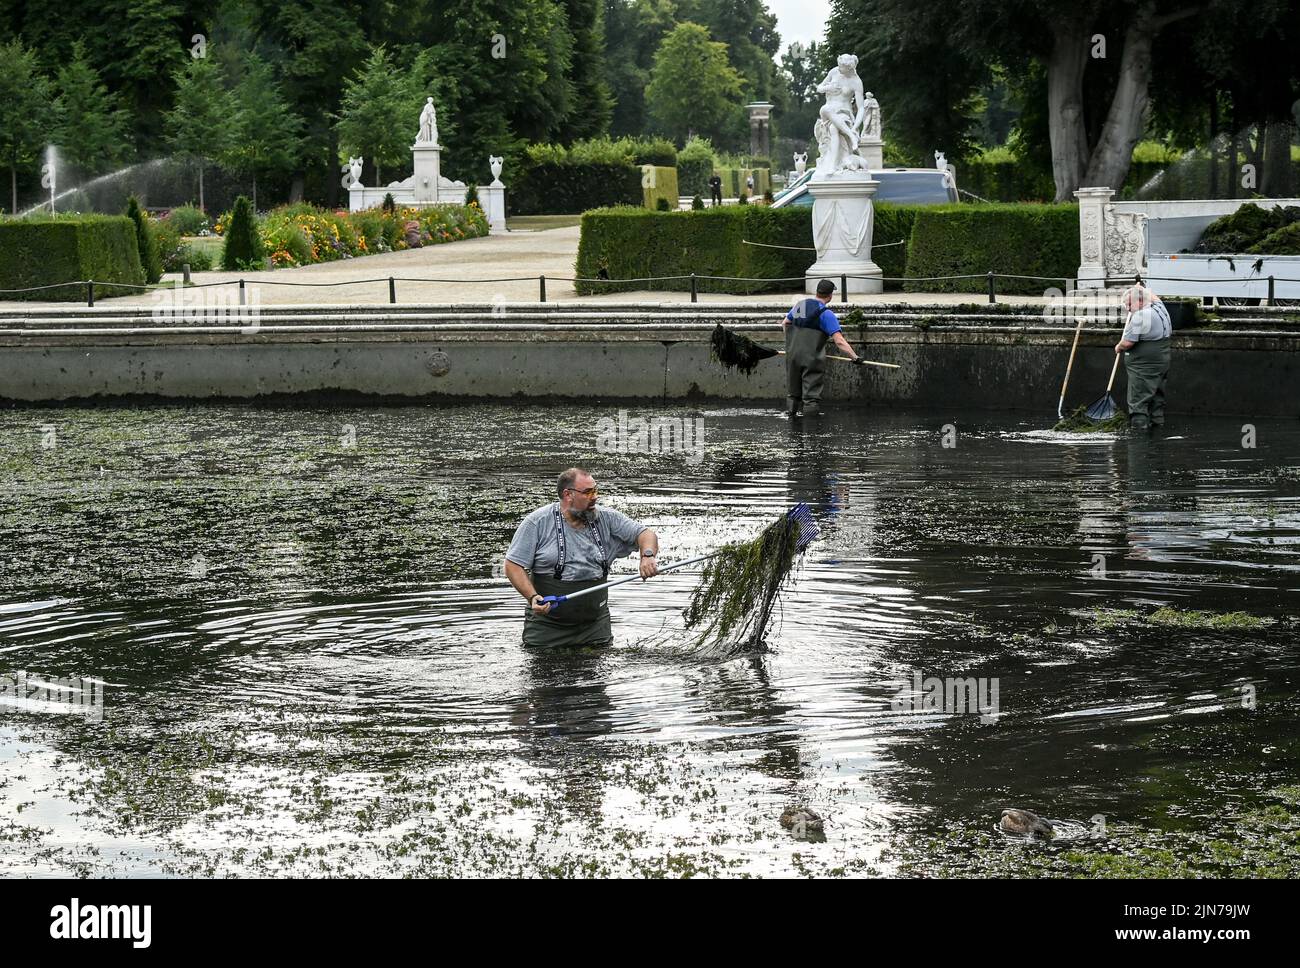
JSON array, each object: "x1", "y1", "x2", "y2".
[
  {"x1": 0, "y1": 41, "x2": 54, "y2": 214},
  {"x1": 223, "y1": 54, "x2": 303, "y2": 210},
  {"x1": 335, "y1": 46, "x2": 411, "y2": 187},
  {"x1": 164, "y1": 56, "x2": 234, "y2": 212},
  {"x1": 557, "y1": 0, "x2": 615, "y2": 141},
  {"x1": 53, "y1": 42, "x2": 134, "y2": 177},
  {"x1": 646, "y1": 22, "x2": 745, "y2": 145}
]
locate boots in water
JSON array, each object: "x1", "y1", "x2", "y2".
[
  {"x1": 786, "y1": 397, "x2": 801, "y2": 418},
  {"x1": 803, "y1": 401, "x2": 822, "y2": 418}
]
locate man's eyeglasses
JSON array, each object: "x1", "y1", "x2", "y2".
[{"x1": 566, "y1": 486, "x2": 599, "y2": 497}]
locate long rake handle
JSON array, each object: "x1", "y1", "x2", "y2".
[
  {"x1": 1058, "y1": 316, "x2": 1085, "y2": 419},
  {"x1": 1105, "y1": 352, "x2": 1121, "y2": 393},
  {"x1": 776, "y1": 350, "x2": 900, "y2": 369},
  {"x1": 540, "y1": 552, "x2": 722, "y2": 606}
]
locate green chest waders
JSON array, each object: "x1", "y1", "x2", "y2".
[
  {"x1": 1124, "y1": 337, "x2": 1172, "y2": 429},
  {"x1": 522, "y1": 508, "x2": 613, "y2": 648},
  {"x1": 786, "y1": 315, "x2": 830, "y2": 416}
]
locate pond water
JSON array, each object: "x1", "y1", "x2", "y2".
[{"x1": 1, "y1": 402, "x2": 1297, "y2": 877}]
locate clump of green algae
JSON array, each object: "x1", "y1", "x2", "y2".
[
  {"x1": 1089, "y1": 607, "x2": 1272, "y2": 630},
  {"x1": 1053, "y1": 405, "x2": 1129, "y2": 433},
  {"x1": 710, "y1": 323, "x2": 779, "y2": 375},
  {"x1": 682, "y1": 512, "x2": 800, "y2": 651}
]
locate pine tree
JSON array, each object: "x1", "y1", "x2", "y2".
[
  {"x1": 335, "y1": 46, "x2": 410, "y2": 186},
  {"x1": 126, "y1": 195, "x2": 162, "y2": 283},
  {"x1": 220, "y1": 196, "x2": 265, "y2": 271},
  {"x1": 164, "y1": 57, "x2": 234, "y2": 212},
  {"x1": 0, "y1": 41, "x2": 54, "y2": 214},
  {"x1": 54, "y1": 42, "x2": 133, "y2": 177},
  {"x1": 223, "y1": 55, "x2": 303, "y2": 211}
]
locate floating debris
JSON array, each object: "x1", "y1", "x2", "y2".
[
  {"x1": 710, "y1": 323, "x2": 779, "y2": 375},
  {"x1": 780, "y1": 805, "x2": 824, "y2": 835}
]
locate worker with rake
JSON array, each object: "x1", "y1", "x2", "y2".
[
  {"x1": 1115, "y1": 284, "x2": 1172, "y2": 434},
  {"x1": 784, "y1": 278, "x2": 867, "y2": 418}
]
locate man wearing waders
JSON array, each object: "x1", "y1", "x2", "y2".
[
  {"x1": 783, "y1": 278, "x2": 866, "y2": 418},
  {"x1": 1115, "y1": 284, "x2": 1172, "y2": 434},
  {"x1": 504, "y1": 467, "x2": 660, "y2": 647}
]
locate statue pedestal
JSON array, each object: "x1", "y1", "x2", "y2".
[
  {"x1": 806, "y1": 173, "x2": 883, "y2": 294},
  {"x1": 412, "y1": 143, "x2": 442, "y2": 203},
  {"x1": 859, "y1": 137, "x2": 883, "y2": 170},
  {"x1": 478, "y1": 183, "x2": 506, "y2": 234}
]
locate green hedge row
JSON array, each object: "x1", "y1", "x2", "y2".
[
  {"x1": 678, "y1": 157, "x2": 713, "y2": 197},
  {"x1": 0, "y1": 216, "x2": 145, "y2": 301},
  {"x1": 574, "y1": 202, "x2": 1080, "y2": 296},
  {"x1": 641, "y1": 166, "x2": 679, "y2": 211},
  {"x1": 903, "y1": 204, "x2": 1079, "y2": 294},
  {"x1": 714, "y1": 167, "x2": 770, "y2": 198},
  {"x1": 509, "y1": 162, "x2": 643, "y2": 215},
  {"x1": 575, "y1": 206, "x2": 814, "y2": 295}
]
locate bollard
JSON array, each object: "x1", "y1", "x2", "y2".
[
  {"x1": 86, "y1": 280, "x2": 94, "y2": 307},
  {"x1": 987, "y1": 270, "x2": 995, "y2": 304},
  {"x1": 540, "y1": 274, "x2": 547, "y2": 303},
  {"x1": 239, "y1": 278, "x2": 246, "y2": 306},
  {"x1": 389, "y1": 276, "x2": 396, "y2": 304},
  {"x1": 1268, "y1": 275, "x2": 1275, "y2": 306},
  {"x1": 690, "y1": 273, "x2": 697, "y2": 303},
  {"x1": 182, "y1": 264, "x2": 191, "y2": 285}
]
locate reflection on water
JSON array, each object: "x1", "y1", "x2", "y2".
[{"x1": 1, "y1": 404, "x2": 1297, "y2": 876}]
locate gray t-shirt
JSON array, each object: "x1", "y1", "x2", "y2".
[
  {"x1": 506, "y1": 502, "x2": 647, "y2": 580},
  {"x1": 1122, "y1": 301, "x2": 1172, "y2": 342}
]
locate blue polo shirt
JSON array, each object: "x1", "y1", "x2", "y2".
[{"x1": 786, "y1": 298, "x2": 841, "y2": 335}]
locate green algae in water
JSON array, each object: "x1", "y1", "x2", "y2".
[
  {"x1": 710, "y1": 323, "x2": 779, "y2": 376},
  {"x1": 682, "y1": 512, "x2": 800, "y2": 651},
  {"x1": 1053, "y1": 405, "x2": 1128, "y2": 433},
  {"x1": 1088, "y1": 606, "x2": 1272, "y2": 631}
]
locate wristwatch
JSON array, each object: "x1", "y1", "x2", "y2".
[{"x1": 642, "y1": 549, "x2": 657, "y2": 558}]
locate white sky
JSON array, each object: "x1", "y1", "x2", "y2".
[{"x1": 767, "y1": 0, "x2": 832, "y2": 48}]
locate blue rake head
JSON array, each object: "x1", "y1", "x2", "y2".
[{"x1": 787, "y1": 503, "x2": 819, "y2": 550}]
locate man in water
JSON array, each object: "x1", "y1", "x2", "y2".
[
  {"x1": 504, "y1": 468, "x2": 659, "y2": 647},
  {"x1": 1115, "y1": 284, "x2": 1172, "y2": 434},
  {"x1": 783, "y1": 278, "x2": 867, "y2": 418}
]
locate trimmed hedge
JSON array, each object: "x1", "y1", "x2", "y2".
[
  {"x1": 903, "y1": 204, "x2": 1079, "y2": 294},
  {"x1": 0, "y1": 216, "x2": 145, "y2": 301},
  {"x1": 714, "y1": 167, "x2": 770, "y2": 199},
  {"x1": 575, "y1": 206, "x2": 815, "y2": 295},
  {"x1": 575, "y1": 202, "x2": 1080, "y2": 297},
  {"x1": 641, "y1": 165, "x2": 679, "y2": 211},
  {"x1": 509, "y1": 161, "x2": 642, "y2": 215}
]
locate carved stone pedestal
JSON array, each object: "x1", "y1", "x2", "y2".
[
  {"x1": 806, "y1": 173, "x2": 883, "y2": 294},
  {"x1": 412, "y1": 143, "x2": 442, "y2": 203}
]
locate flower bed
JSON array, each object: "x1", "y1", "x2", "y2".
[{"x1": 214, "y1": 202, "x2": 488, "y2": 269}]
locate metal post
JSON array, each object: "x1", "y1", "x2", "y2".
[
  {"x1": 389, "y1": 276, "x2": 396, "y2": 304},
  {"x1": 86, "y1": 280, "x2": 94, "y2": 307},
  {"x1": 690, "y1": 273, "x2": 697, "y2": 303},
  {"x1": 1268, "y1": 275, "x2": 1275, "y2": 306},
  {"x1": 987, "y1": 270, "x2": 995, "y2": 304},
  {"x1": 840, "y1": 274, "x2": 848, "y2": 303},
  {"x1": 540, "y1": 274, "x2": 547, "y2": 303},
  {"x1": 182, "y1": 264, "x2": 191, "y2": 285},
  {"x1": 239, "y1": 279, "x2": 246, "y2": 306}
]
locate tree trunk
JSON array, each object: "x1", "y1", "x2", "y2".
[
  {"x1": 1261, "y1": 120, "x2": 1295, "y2": 197},
  {"x1": 198, "y1": 162, "x2": 206, "y2": 213},
  {"x1": 1082, "y1": 2, "x2": 1160, "y2": 190},
  {"x1": 1208, "y1": 94, "x2": 1219, "y2": 198},
  {"x1": 10, "y1": 166, "x2": 15, "y2": 216},
  {"x1": 252, "y1": 171, "x2": 258, "y2": 212},
  {"x1": 1047, "y1": 18, "x2": 1091, "y2": 201}
]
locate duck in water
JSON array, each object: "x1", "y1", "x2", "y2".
[{"x1": 998, "y1": 808, "x2": 1056, "y2": 840}]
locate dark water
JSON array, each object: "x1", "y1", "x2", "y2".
[{"x1": 1, "y1": 402, "x2": 1297, "y2": 877}]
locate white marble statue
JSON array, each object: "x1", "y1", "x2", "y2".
[
  {"x1": 813, "y1": 54, "x2": 869, "y2": 175},
  {"x1": 934, "y1": 150, "x2": 947, "y2": 172},
  {"x1": 489, "y1": 155, "x2": 504, "y2": 187},
  {"x1": 417, "y1": 97, "x2": 439, "y2": 145},
  {"x1": 862, "y1": 91, "x2": 881, "y2": 140},
  {"x1": 794, "y1": 152, "x2": 808, "y2": 175}
]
